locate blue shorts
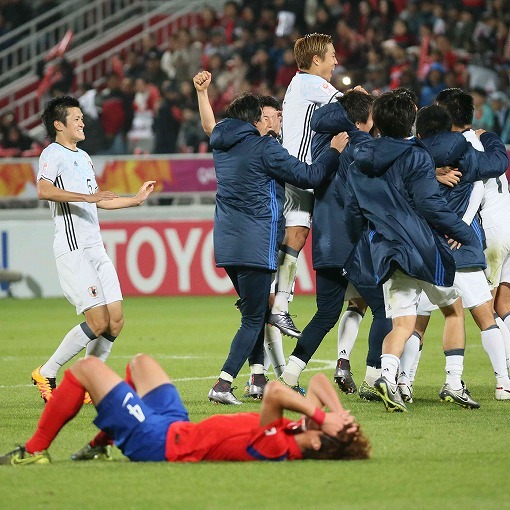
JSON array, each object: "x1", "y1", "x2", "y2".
[{"x1": 94, "y1": 381, "x2": 189, "y2": 461}]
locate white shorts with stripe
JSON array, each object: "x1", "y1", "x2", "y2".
[
  {"x1": 382, "y1": 269, "x2": 458, "y2": 319},
  {"x1": 283, "y1": 184, "x2": 314, "y2": 228},
  {"x1": 56, "y1": 244, "x2": 123, "y2": 315}
]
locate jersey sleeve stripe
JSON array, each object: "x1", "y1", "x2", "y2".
[
  {"x1": 246, "y1": 445, "x2": 287, "y2": 461},
  {"x1": 297, "y1": 104, "x2": 315, "y2": 162}
]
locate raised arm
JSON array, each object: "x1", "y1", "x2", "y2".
[
  {"x1": 259, "y1": 376, "x2": 356, "y2": 438},
  {"x1": 193, "y1": 71, "x2": 216, "y2": 137}
]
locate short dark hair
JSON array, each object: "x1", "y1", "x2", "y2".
[
  {"x1": 338, "y1": 90, "x2": 374, "y2": 125},
  {"x1": 372, "y1": 89, "x2": 416, "y2": 138},
  {"x1": 435, "y1": 88, "x2": 473, "y2": 127},
  {"x1": 302, "y1": 426, "x2": 371, "y2": 461},
  {"x1": 259, "y1": 95, "x2": 280, "y2": 111},
  {"x1": 416, "y1": 104, "x2": 452, "y2": 139},
  {"x1": 41, "y1": 95, "x2": 81, "y2": 140},
  {"x1": 225, "y1": 93, "x2": 262, "y2": 125}
]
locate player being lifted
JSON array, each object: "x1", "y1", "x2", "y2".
[{"x1": 268, "y1": 33, "x2": 342, "y2": 340}]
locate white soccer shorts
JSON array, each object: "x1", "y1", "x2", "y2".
[{"x1": 283, "y1": 184, "x2": 314, "y2": 228}]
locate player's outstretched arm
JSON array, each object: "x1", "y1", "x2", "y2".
[
  {"x1": 37, "y1": 178, "x2": 118, "y2": 203},
  {"x1": 97, "y1": 180, "x2": 156, "y2": 209},
  {"x1": 193, "y1": 71, "x2": 216, "y2": 136}
]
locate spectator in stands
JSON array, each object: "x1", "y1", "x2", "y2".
[
  {"x1": 153, "y1": 82, "x2": 182, "y2": 155},
  {"x1": 100, "y1": 73, "x2": 133, "y2": 155},
  {"x1": 489, "y1": 91, "x2": 510, "y2": 138},
  {"x1": 122, "y1": 49, "x2": 145, "y2": 79},
  {"x1": 274, "y1": 48, "x2": 297, "y2": 89},
  {"x1": 246, "y1": 48, "x2": 275, "y2": 89},
  {"x1": 203, "y1": 26, "x2": 232, "y2": 64},
  {"x1": 419, "y1": 62, "x2": 447, "y2": 107},
  {"x1": 0, "y1": 124, "x2": 42, "y2": 158},
  {"x1": 176, "y1": 107, "x2": 205, "y2": 154},
  {"x1": 471, "y1": 87, "x2": 495, "y2": 131},
  {"x1": 76, "y1": 83, "x2": 105, "y2": 155},
  {"x1": 141, "y1": 50, "x2": 169, "y2": 89},
  {"x1": 1, "y1": 0, "x2": 32, "y2": 30},
  {"x1": 128, "y1": 77, "x2": 160, "y2": 153}
]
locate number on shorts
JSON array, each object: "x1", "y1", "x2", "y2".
[
  {"x1": 496, "y1": 177, "x2": 503, "y2": 194},
  {"x1": 126, "y1": 403, "x2": 146, "y2": 423}
]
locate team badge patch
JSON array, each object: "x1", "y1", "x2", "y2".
[{"x1": 88, "y1": 286, "x2": 99, "y2": 298}]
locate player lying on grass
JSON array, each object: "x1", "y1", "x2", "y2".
[{"x1": 0, "y1": 355, "x2": 370, "y2": 464}]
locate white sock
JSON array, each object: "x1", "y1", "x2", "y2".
[
  {"x1": 445, "y1": 352, "x2": 463, "y2": 390},
  {"x1": 272, "y1": 247, "x2": 298, "y2": 314},
  {"x1": 409, "y1": 344, "x2": 423, "y2": 384},
  {"x1": 249, "y1": 364, "x2": 265, "y2": 375},
  {"x1": 380, "y1": 354, "x2": 399, "y2": 383},
  {"x1": 481, "y1": 326, "x2": 510, "y2": 386},
  {"x1": 337, "y1": 308, "x2": 364, "y2": 359},
  {"x1": 85, "y1": 334, "x2": 116, "y2": 361},
  {"x1": 364, "y1": 365, "x2": 379, "y2": 386},
  {"x1": 264, "y1": 324, "x2": 286, "y2": 377},
  {"x1": 40, "y1": 323, "x2": 96, "y2": 378},
  {"x1": 399, "y1": 333, "x2": 420, "y2": 385},
  {"x1": 219, "y1": 371, "x2": 234, "y2": 383},
  {"x1": 499, "y1": 314, "x2": 510, "y2": 370},
  {"x1": 282, "y1": 355, "x2": 306, "y2": 386}
]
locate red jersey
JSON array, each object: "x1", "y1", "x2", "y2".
[{"x1": 165, "y1": 413, "x2": 303, "y2": 462}]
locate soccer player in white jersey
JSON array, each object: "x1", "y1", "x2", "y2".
[
  {"x1": 32, "y1": 96, "x2": 155, "y2": 403},
  {"x1": 268, "y1": 33, "x2": 342, "y2": 338}
]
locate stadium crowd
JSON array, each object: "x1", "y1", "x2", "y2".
[{"x1": 1, "y1": 0, "x2": 510, "y2": 157}]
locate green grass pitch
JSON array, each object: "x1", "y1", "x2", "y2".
[{"x1": 0, "y1": 295, "x2": 507, "y2": 510}]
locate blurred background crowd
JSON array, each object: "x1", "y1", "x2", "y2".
[{"x1": 1, "y1": 0, "x2": 510, "y2": 158}]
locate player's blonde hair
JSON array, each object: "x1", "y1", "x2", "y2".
[{"x1": 294, "y1": 33, "x2": 333, "y2": 70}]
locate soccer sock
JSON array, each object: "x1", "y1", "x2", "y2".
[
  {"x1": 41, "y1": 323, "x2": 97, "y2": 378},
  {"x1": 272, "y1": 245, "x2": 299, "y2": 314},
  {"x1": 364, "y1": 365, "x2": 379, "y2": 386},
  {"x1": 281, "y1": 355, "x2": 306, "y2": 386},
  {"x1": 25, "y1": 369, "x2": 85, "y2": 454},
  {"x1": 124, "y1": 362, "x2": 135, "y2": 389},
  {"x1": 444, "y1": 349, "x2": 464, "y2": 390},
  {"x1": 409, "y1": 343, "x2": 423, "y2": 384},
  {"x1": 264, "y1": 323, "x2": 286, "y2": 377},
  {"x1": 398, "y1": 332, "x2": 421, "y2": 386},
  {"x1": 480, "y1": 326, "x2": 510, "y2": 386},
  {"x1": 337, "y1": 307, "x2": 364, "y2": 359},
  {"x1": 249, "y1": 363, "x2": 265, "y2": 375},
  {"x1": 85, "y1": 333, "x2": 116, "y2": 361},
  {"x1": 90, "y1": 430, "x2": 114, "y2": 448},
  {"x1": 380, "y1": 354, "x2": 399, "y2": 383},
  {"x1": 499, "y1": 313, "x2": 510, "y2": 370},
  {"x1": 219, "y1": 371, "x2": 234, "y2": 383}
]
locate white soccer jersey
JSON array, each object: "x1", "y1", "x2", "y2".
[
  {"x1": 281, "y1": 72, "x2": 341, "y2": 164},
  {"x1": 38, "y1": 143, "x2": 102, "y2": 258},
  {"x1": 463, "y1": 129, "x2": 510, "y2": 229}
]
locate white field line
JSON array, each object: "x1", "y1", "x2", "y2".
[{"x1": 0, "y1": 358, "x2": 337, "y2": 389}]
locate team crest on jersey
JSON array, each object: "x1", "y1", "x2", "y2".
[{"x1": 88, "y1": 286, "x2": 99, "y2": 298}]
